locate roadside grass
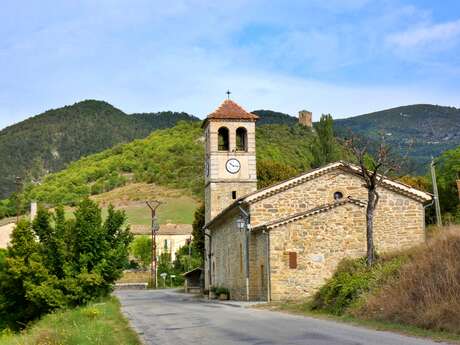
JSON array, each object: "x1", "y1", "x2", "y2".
[
  {"x1": 260, "y1": 301, "x2": 460, "y2": 344},
  {"x1": 0, "y1": 297, "x2": 141, "y2": 345}
]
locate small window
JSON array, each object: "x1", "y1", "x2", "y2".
[
  {"x1": 236, "y1": 127, "x2": 247, "y2": 151},
  {"x1": 232, "y1": 191, "x2": 237, "y2": 199},
  {"x1": 334, "y1": 191, "x2": 343, "y2": 200},
  {"x1": 288, "y1": 252, "x2": 297, "y2": 269},
  {"x1": 218, "y1": 127, "x2": 229, "y2": 151}
]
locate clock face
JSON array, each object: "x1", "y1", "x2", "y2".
[{"x1": 226, "y1": 158, "x2": 241, "y2": 174}]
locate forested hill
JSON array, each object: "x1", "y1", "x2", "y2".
[
  {"x1": 0, "y1": 121, "x2": 331, "y2": 217},
  {"x1": 334, "y1": 104, "x2": 460, "y2": 172},
  {"x1": 0, "y1": 100, "x2": 199, "y2": 198},
  {"x1": 252, "y1": 110, "x2": 297, "y2": 126}
]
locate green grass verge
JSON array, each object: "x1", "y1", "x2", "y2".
[
  {"x1": 0, "y1": 297, "x2": 141, "y2": 345},
  {"x1": 262, "y1": 301, "x2": 460, "y2": 344}
]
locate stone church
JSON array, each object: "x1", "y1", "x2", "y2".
[{"x1": 203, "y1": 99, "x2": 432, "y2": 301}]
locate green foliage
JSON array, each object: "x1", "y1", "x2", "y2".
[
  {"x1": 130, "y1": 236, "x2": 152, "y2": 270},
  {"x1": 0, "y1": 297, "x2": 141, "y2": 345},
  {"x1": 311, "y1": 114, "x2": 341, "y2": 168},
  {"x1": 0, "y1": 200, "x2": 133, "y2": 329},
  {"x1": 0, "y1": 99, "x2": 199, "y2": 200},
  {"x1": 256, "y1": 124, "x2": 316, "y2": 171},
  {"x1": 252, "y1": 110, "x2": 297, "y2": 126},
  {"x1": 173, "y1": 242, "x2": 203, "y2": 276},
  {"x1": 310, "y1": 255, "x2": 408, "y2": 315},
  {"x1": 210, "y1": 286, "x2": 230, "y2": 296},
  {"x1": 257, "y1": 160, "x2": 299, "y2": 189},
  {"x1": 1, "y1": 121, "x2": 342, "y2": 221},
  {"x1": 435, "y1": 146, "x2": 460, "y2": 223},
  {"x1": 191, "y1": 204, "x2": 205, "y2": 259}
]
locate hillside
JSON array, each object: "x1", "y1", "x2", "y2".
[
  {"x1": 0, "y1": 121, "x2": 324, "y2": 216},
  {"x1": 252, "y1": 110, "x2": 297, "y2": 126},
  {"x1": 0, "y1": 100, "x2": 199, "y2": 198},
  {"x1": 334, "y1": 104, "x2": 460, "y2": 173}
]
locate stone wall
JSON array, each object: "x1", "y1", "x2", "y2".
[
  {"x1": 206, "y1": 208, "x2": 269, "y2": 301},
  {"x1": 268, "y1": 203, "x2": 366, "y2": 300},
  {"x1": 250, "y1": 168, "x2": 426, "y2": 300},
  {"x1": 207, "y1": 168, "x2": 426, "y2": 301},
  {"x1": 206, "y1": 209, "x2": 247, "y2": 298},
  {"x1": 298, "y1": 110, "x2": 312, "y2": 127}
]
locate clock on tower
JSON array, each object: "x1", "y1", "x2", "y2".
[{"x1": 202, "y1": 98, "x2": 258, "y2": 223}]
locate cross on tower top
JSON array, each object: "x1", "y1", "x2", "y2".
[{"x1": 226, "y1": 90, "x2": 231, "y2": 99}]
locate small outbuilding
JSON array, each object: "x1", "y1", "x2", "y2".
[{"x1": 183, "y1": 268, "x2": 203, "y2": 294}]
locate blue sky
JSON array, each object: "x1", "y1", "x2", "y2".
[{"x1": 1, "y1": 0, "x2": 459, "y2": 129}]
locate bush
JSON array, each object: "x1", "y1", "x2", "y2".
[
  {"x1": 354, "y1": 228, "x2": 460, "y2": 334},
  {"x1": 130, "y1": 236, "x2": 152, "y2": 270},
  {"x1": 310, "y1": 255, "x2": 408, "y2": 315},
  {"x1": 0, "y1": 200, "x2": 133, "y2": 329}
]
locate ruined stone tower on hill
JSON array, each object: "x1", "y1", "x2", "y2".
[{"x1": 298, "y1": 110, "x2": 312, "y2": 127}]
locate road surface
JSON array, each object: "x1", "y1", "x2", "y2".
[{"x1": 115, "y1": 289, "x2": 447, "y2": 345}]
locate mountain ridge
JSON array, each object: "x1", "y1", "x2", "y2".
[{"x1": 1, "y1": 100, "x2": 458, "y2": 199}]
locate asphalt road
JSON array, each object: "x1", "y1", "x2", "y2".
[{"x1": 115, "y1": 289, "x2": 447, "y2": 345}]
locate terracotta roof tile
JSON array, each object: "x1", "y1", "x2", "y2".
[{"x1": 206, "y1": 99, "x2": 259, "y2": 121}]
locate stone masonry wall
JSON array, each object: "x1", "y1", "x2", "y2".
[
  {"x1": 207, "y1": 208, "x2": 269, "y2": 301},
  {"x1": 207, "y1": 209, "x2": 247, "y2": 300},
  {"x1": 269, "y1": 203, "x2": 366, "y2": 300},
  {"x1": 250, "y1": 168, "x2": 426, "y2": 300}
]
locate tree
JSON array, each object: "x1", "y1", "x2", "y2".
[
  {"x1": 257, "y1": 160, "x2": 299, "y2": 189},
  {"x1": 343, "y1": 135, "x2": 402, "y2": 266},
  {"x1": 435, "y1": 146, "x2": 460, "y2": 223},
  {"x1": 130, "y1": 236, "x2": 152, "y2": 270},
  {"x1": 174, "y1": 241, "x2": 203, "y2": 274},
  {"x1": 192, "y1": 204, "x2": 205, "y2": 259},
  {"x1": 0, "y1": 199, "x2": 133, "y2": 329},
  {"x1": 311, "y1": 114, "x2": 340, "y2": 168}
]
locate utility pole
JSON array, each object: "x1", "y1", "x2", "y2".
[
  {"x1": 430, "y1": 158, "x2": 442, "y2": 227},
  {"x1": 15, "y1": 177, "x2": 22, "y2": 223},
  {"x1": 146, "y1": 201, "x2": 162, "y2": 289}
]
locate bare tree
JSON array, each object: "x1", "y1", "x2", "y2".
[{"x1": 343, "y1": 134, "x2": 405, "y2": 266}]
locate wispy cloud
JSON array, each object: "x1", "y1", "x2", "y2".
[{"x1": 387, "y1": 19, "x2": 460, "y2": 48}]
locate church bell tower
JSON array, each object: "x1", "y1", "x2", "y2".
[{"x1": 203, "y1": 99, "x2": 258, "y2": 224}]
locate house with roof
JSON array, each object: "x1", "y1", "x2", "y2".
[{"x1": 202, "y1": 99, "x2": 432, "y2": 301}]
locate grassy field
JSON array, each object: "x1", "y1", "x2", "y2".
[
  {"x1": 61, "y1": 183, "x2": 200, "y2": 225},
  {"x1": 0, "y1": 297, "x2": 140, "y2": 345}
]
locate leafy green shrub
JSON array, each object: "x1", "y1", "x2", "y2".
[
  {"x1": 0, "y1": 200, "x2": 133, "y2": 329},
  {"x1": 310, "y1": 255, "x2": 407, "y2": 315},
  {"x1": 130, "y1": 236, "x2": 152, "y2": 270},
  {"x1": 210, "y1": 286, "x2": 229, "y2": 296}
]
